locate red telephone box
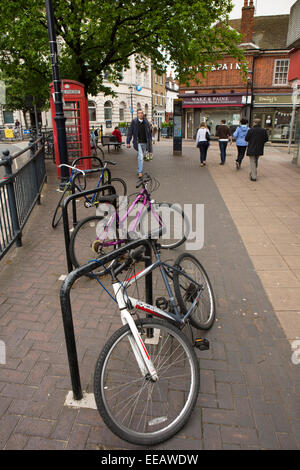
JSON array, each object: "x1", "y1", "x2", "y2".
[{"x1": 49, "y1": 80, "x2": 91, "y2": 177}]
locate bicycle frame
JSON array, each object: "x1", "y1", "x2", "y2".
[
  {"x1": 109, "y1": 249, "x2": 204, "y2": 380},
  {"x1": 95, "y1": 186, "x2": 162, "y2": 247}
]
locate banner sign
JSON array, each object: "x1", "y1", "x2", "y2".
[{"x1": 182, "y1": 94, "x2": 244, "y2": 108}]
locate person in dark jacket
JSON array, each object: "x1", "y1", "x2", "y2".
[
  {"x1": 245, "y1": 118, "x2": 268, "y2": 181},
  {"x1": 126, "y1": 109, "x2": 153, "y2": 177},
  {"x1": 216, "y1": 120, "x2": 232, "y2": 165}
]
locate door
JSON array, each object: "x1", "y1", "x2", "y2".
[{"x1": 186, "y1": 111, "x2": 194, "y2": 139}]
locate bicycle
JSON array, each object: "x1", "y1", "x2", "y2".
[
  {"x1": 69, "y1": 173, "x2": 190, "y2": 276},
  {"x1": 92, "y1": 237, "x2": 215, "y2": 445},
  {"x1": 51, "y1": 161, "x2": 127, "y2": 229}
]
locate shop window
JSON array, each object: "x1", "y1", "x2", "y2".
[
  {"x1": 3, "y1": 109, "x2": 14, "y2": 124},
  {"x1": 273, "y1": 59, "x2": 289, "y2": 85},
  {"x1": 104, "y1": 101, "x2": 112, "y2": 120},
  {"x1": 119, "y1": 102, "x2": 126, "y2": 121},
  {"x1": 88, "y1": 101, "x2": 96, "y2": 122}
]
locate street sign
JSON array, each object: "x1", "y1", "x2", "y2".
[{"x1": 23, "y1": 130, "x2": 31, "y2": 134}]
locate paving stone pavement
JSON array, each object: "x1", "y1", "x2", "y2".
[{"x1": 0, "y1": 140, "x2": 300, "y2": 450}]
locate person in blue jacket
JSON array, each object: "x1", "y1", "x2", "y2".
[{"x1": 233, "y1": 118, "x2": 250, "y2": 169}]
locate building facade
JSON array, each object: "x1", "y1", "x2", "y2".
[
  {"x1": 179, "y1": 0, "x2": 298, "y2": 142},
  {"x1": 0, "y1": 55, "x2": 152, "y2": 134},
  {"x1": 152, "y1": 70, "x2": 166, "y2": 126},
  {"x1": 287, "y1": 0, "x2": 300, "y2": 166},
  {"x1": 165, "y1": 75, "x2": 179, "y2": 122}
]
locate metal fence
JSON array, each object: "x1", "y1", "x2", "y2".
[{"x1": 0, "y1": 137, "x2": 46, "y2": 260}]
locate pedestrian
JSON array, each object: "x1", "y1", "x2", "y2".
[
  {"x1": 216, "y1": 119, "x2": 232, "y2": 165},
  {"x1": 151, "y1": 119, "x2": 158, "y2": 144},
  {"x1": 233, "y1": 118, "x2": 249, "y2": 169},
  {"x1": 195, "y1": 122, "x2": 210, "y2": 167},
  {"x1": 112, "y1": 126, "x2": 122, "y2": 143},
  {"x1": 245, "y1": 118, "x2": 268, "y2": 181},
  {"x1": 126, "y1": 109, "x2": 153, "y2": 178}
]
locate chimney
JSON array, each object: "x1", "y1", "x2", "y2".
[{"x1": 241, "y1": 0, "x2": 255, "y2": 43}]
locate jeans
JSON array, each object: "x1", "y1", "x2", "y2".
[
  {"x1": 236, "y1": 145, "x2": 247, "y2": 164},
  {"x1": 198, "y1": 141, "x2": 209, "y2": 163},
  {"x1": 219, "y1": 141, "x2": 228, "y2": 163},
  {"x1": 137, "y1": 143, "x2": 147, "y2": 174}
]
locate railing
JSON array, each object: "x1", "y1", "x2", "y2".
[{"x1": 0, "y1": 137, "x2": 46, "y2": 260}]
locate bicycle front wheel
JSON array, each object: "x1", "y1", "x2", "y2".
[
  {"x1": 94, "y1": 318, "x2": 200, "y2": 446},
  {"x1": 51, "y1": 187, "x2": 68, "y2": 229},
  {"x1": 173, "y1": 253, "x2": 216, "y2": 330}
]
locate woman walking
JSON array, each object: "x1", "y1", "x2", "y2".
[
  {"x1": 196, "y1": 122, "x2": 210, "y2": 167},
  {"x1": 233, "y1": 118, "x2": 249, "y2": 169}
]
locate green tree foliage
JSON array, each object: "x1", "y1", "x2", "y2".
[{"x1": 0, "y1": 0, "x2": 243, "y2": 105}]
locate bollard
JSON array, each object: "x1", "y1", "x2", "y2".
[{"x1": 1, "y1": 149, "x2": 22, "y2": 246}]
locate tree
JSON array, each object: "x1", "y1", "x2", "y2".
[{"x1": 0, "y1": 0, "x2": 244, "y2": 100}]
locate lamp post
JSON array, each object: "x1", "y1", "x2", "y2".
[
  {"x1": 128, "y1": 84, "x2": 134, "y2": 119},
  {"x1": 45, "y1": 0, "x2": 69, "y2": 188}
]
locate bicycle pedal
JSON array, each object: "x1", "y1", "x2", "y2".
[{"x1": 194, "y1": 338, "x2": 210, "y2": 351}]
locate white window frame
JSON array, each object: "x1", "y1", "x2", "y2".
[{"x1": 273, "y1": 59, "x2": 289, "y2": 86}]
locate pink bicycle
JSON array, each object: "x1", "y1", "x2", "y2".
[{"x1": 69, "y1": 174, "x2": 190, "y2": 276}]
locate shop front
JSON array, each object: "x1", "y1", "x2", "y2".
[
  {"x1": 181, "y1": 93, "x2": 247, "y2": 139},
  {"x1": 253, "y1": 94, "x2": 300, "y2": 142}
]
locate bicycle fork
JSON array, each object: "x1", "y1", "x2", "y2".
[{"x1": 112, "y1": 282, "x2": 158, "y2": 382}]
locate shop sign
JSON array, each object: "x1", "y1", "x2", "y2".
[
  {"x1": 209, "y1": 63, "x2": 244, "y2": 72},
  {"x1": 254, "y1": 95, "x2": 300, "y2": 106},
  {"x1": 182, "y1": 94, "x2": 244, "y2": 107}
]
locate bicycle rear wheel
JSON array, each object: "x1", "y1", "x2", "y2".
[
  {"x1": 51, "y1": 186, "x2": 68, "y2": 229},
  {"x1": 173, "y1": 253, "x2": 216, "y2": 330},
  {"x1": 69, "y1": 214, "x2": 121, "y2": 276},
  {"x1": 94, "y1": 318, "x2": 200, "y2": 446}
]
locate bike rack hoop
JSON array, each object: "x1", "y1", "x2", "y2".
[
  {"x1": 59, "y1": 237, "x2": 153, "y2": 401},
  {"x1": 62, "y1": 184, "x2": 117, "y2": 273}
]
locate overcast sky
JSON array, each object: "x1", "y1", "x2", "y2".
[{"x1": 230, "y1": 0, "x2": 296, "y2": 18}]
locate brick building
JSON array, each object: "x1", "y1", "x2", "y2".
[
  {"x1": 179, "y1": 0, "x2": 299, "y2": 141},
  {"x1": 151, "y1": 69, "x2": 166, "y2": 126}
]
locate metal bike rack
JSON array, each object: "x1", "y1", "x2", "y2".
[
  {"x1": 70, "y1": 166, "x2": 112, "y2": 227},
  {"x1": 61, "y1": 183, "x2": 116, "y2": 273},
  {"x1": 60, "y1": 238, "x2": 153, "y2": 401}
]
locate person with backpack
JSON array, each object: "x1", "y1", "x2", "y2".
[
  {"x1": 195, "y1": 121, "x2": 210, "y2": 167},
  {"x1": 233, "y1": 118, "x2": 250, "y2": 169}
]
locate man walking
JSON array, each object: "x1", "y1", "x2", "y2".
[
  {"x1": 233, "y1": 118, "x2": 249, "y2": 169},
  {"x1": 126, "y1": 109, "x2": 152, "y2": 178},
  {"x1": 245, "y1": 118, "x2": 268, "y2": 181},
  {"x1": 216, "y1": 119, "x2": 232, "y2": 165}
]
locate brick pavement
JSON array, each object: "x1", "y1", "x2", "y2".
[{"x1": 0, "y1": 140, "x2": 299, "y2": 450}]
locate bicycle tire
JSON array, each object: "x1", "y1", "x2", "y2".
[
  {"x1": 51, "y1": 187, "x2": 68, "y2": 229},
  {"x1": 69, "y1": 214, "x2": 121, "y2": 277},
  {"x1": 94, "y1": 317, "x2": 200, "y2": 446},
  {"x1": 139, "y1": 202, "x2": 189, "y2": 250},
  {"x1": 173, "y1": 252, "x2": 216, "y2": 330}
]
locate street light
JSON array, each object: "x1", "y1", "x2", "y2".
[
  {"x1": 45, "y1": 0, "x2": 69, "y2": 188},
  {"x1": 128, "y1": 84, "x2": 134, "y2": 118}
]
